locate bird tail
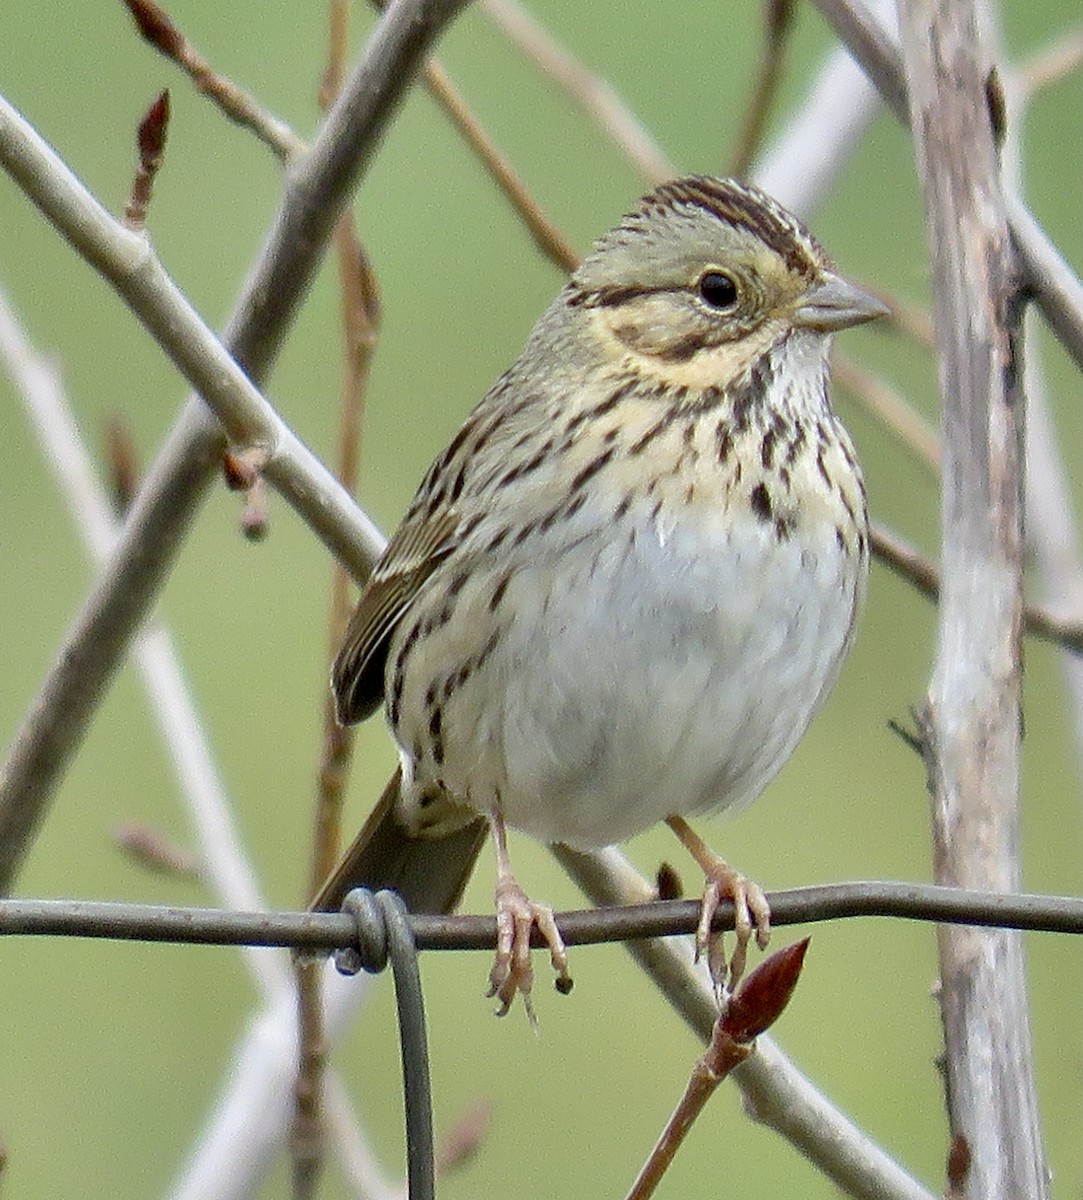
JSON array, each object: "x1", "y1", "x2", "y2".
[{"x1": 310, "y1": 768, "x2": 488, "y2": 915}]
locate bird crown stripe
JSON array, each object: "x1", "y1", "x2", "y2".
[{"x1": 635, "y1": 177, "x2": 824, "y2": 276}]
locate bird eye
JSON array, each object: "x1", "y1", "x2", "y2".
[{"x1": 697, "y1": 271, "x2": 739, "y2": 310}]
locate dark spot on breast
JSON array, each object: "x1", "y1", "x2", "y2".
[
  {"x1": 447, "y1": 465, "x2": 467, "y2": 504},
  {"x1": 715, "y1": 421, "x2": 733, "y2": 464},
  {"x1": 569, "y1": 445, "x2": 617, "y2": 491},
  {"x1": 513, "y1": 519, "x2": 539, "y2": 547},
  {"x1": 564, "y1": 492, "x2": 587, "y2": 520},
  {"x1": 730, "y1": 356, "x2": 774, "y2": 433},
  {"x1": 428, "y1": 706, "x2": 444, "y2": 765},
  {"x1": 388, "y1": 667, "x2": 404, "y2": 726},
  {"x1": 816, "y1": 446, "x2": 832, "y2": 488},
  {"x1": 749, "y1": 482, "x2": 773, "y2": 522},
  {"x1": 457, "y1": 512, "x2": 483, "y2": 540},
  {"x1": 786, "y1": 424, "x2": 807, "y2": 464},
  {"x1": 630, "y1": 416, "x2": 674, "y2": 456},
  {"x1": 444, "y1": 663, "x2": 466, "y2": 698},
  {"x1": 689, "y1": 385, "x2": 723, "y2": 415},
  {"x1": 489, "y1": 575, "x2": 510, "y2": 612},
  {"x1": 474, "y1": 631, "x2": 500, "y2": 673}
]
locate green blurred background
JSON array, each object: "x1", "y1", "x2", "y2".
[{"x1": 1, "y1": 2, "x2": 1081, "y2": 1197}]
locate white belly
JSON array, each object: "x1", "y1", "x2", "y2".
[{"x1": 394, "y1": 500, "x2": 862, "y2": 850}]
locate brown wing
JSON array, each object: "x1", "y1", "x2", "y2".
[{"x1": 332, "y1": 506, "x2": 460, "y2": 724}]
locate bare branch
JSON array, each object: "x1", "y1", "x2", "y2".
[
  {"x1": 898, "y1": 2, "x2": 1047, "y2": 1194},
  {"x1": 625, "y1": 940, "x2": 809, "y2": 1200},
  {"x1": 1014, "y1": 25, "x2": 1083, "y2": 98},
  {"x1": 0, "y1": 0, "x2": 470, "y2": 895},
  {"x1": 729, "y1": 0, "x2": 796, "y2": 178},
  {"x1": 123, "y1": 0, "x2": 305, "y2": 161},
  {"x1": 834, "y1": 354, "x2": 939, "y2": 474},
  {"x1": 0, "y1": 284, "x2": 288, "y2": 1000},
  {"x1": 750, "y1": 0, "x2": 897, "y2": 220},
  {"x1": 554, "y1": 848, "x2": 937, "y2": 1200},
  {"x1": 811, "y1": 0, "x2": 1083, "y2": 374},
  {"x1": 871, "y1": 524, "x2": 1083, "y2": 655},
  {"x1": 112, "y1": 822, "x2": 199, "y2": 880},
  {"x1": 480, "y1": 0, "x2": 676, "y2": 183},
  {"x1": 423, "y1": 59, "x2": 579, "y2": 272}
]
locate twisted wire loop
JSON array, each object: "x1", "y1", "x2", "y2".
[{"x1": 338, "y1": 888, "x2": 435, "y2": 1200}]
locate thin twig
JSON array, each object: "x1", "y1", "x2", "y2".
[
  {"x1": 625, "y1": 941, "x2": 809, "y2": 1200},
  {"x1": 0, "y1": 93, "x2": 382, "y2": 567},
  {"x1": 1000, "y1": 44, "x2": 1083, "y2": 839},
  {"x1": 556, "y1": 847, "x2": 936, "y2": 1200},
  {"x1": 730, "y1": 0, "x2": 797, "y2": 178},
  {"x1": 112, "y1": 822, "x2": 200, "y2": 880},
  {"x1": 479, "y1": 0, "x2": 677, "y2": 184},
  {"x1": 293, "y1": 4, "x2": 383, "y2": 1193},
  {"x1": 810, "y1": 0, "x2": 1083, "y2": 374},
  {"x1": 0, "y1": 0, "x2": 469, "y2": 896},
  {"x1": 1014, "y1": 25, "x2": 1083, "y2": 98},
  {"x1": 0, "y1": 283, "x2": 289, "y2": 1001},
  {"x1": 833, "y1": 353, "x2": 939, "y2": 474},
  {"x1": 103, "y1": 413, "x2": 140, "y2": 513},
  {"x1": 870, "y1": 522, "x2": 1083, "y2": 654},
  {"x1": 123, "y1": 0, "x2": 305, "y2": 160},
  {"x1": 422, "y1": 59, "x2": 579, "y2": 272},
  {"x1": 751, "y1": 0, "x2": 894, "y2": 214},
  {"x1": 872, "y1": 287, "x2": 935, "y2": 347}
]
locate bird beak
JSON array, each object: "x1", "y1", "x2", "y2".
[{"x1": 793, "y1": 274, "x2": 890, "y2": 332}]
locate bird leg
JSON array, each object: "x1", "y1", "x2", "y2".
[
  {"x1": 486, "y1": 805, "x2": 572, "y2": 1020},
  {"x1": 664, "y1": 815, "x2": 771, "y2": 992}
]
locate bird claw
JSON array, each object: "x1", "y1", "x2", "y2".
[
  {"x1": 696, "y1": 864, "x2": 771, "y2": 994},
  {"x1": 487, "y1": 875, "x2": 572, "y2": 1022}
]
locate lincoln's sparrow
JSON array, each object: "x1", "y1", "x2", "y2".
[{"x1": 315, "y1": 176, "x2": 885, "y2": 1013}]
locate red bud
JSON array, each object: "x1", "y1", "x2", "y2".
[{"x1": 721, "y1": 937, "x2": 809, "y2": 1043}]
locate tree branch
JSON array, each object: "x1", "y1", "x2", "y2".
[
  {"x1": 0, "y1": 0, "x2": 471, "y2": 895},
  {"x1": 898, "y1": 2, "x2": 1047, "y2": 1195},
  {"x1": 811, "y1": 0, "x2": 1083, "y2": 375}
]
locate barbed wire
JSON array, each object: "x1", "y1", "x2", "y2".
[{"x1": 3, "y1": 880, "x2": 1083, "y2": 956}]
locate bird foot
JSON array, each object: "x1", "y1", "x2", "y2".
[
  {"x1": 487, "y1": 874, "x2": 573, "y2": 1022},
  {"x1": 696, "y1": 861, "x2": 771, "y2": 994}
]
